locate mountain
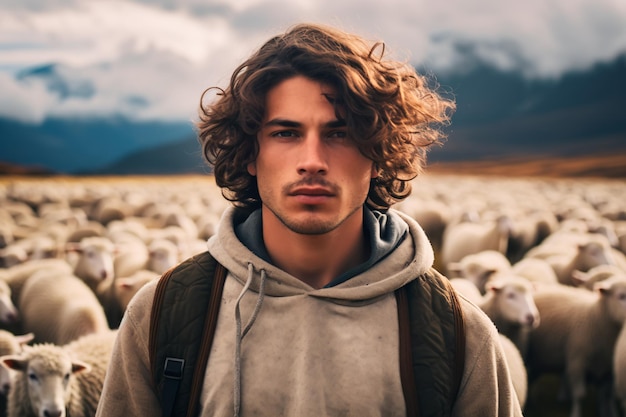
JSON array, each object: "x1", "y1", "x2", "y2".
[
  {"x1": 0, "y1": 116, "x2": 193, "y2": 173},
  {"x1": 1, "y1": 54, "x2": 625, "y2": 175},
  {"x1": 427, "y1": 54, "x2": 626, "y2": 162},
  {"x1": 88, "y1": 134, "x2": 209, "y2": 175}
]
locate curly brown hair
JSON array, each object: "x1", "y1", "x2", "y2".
[{"x1": 197, "y1": 23, "x2": 455, "y2": 210}]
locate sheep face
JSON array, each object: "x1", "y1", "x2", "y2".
[
  {"x1": 488, "y1": 278, "x2": 540, "y2": 328},
  {"x1": 66, "y1": 238, "x2": 116, "y2": 286},
  {"x1": 596, "y1": 276, "x2": 626, "y2": 325},
  {"x1": 1, "y1": 345, "x2": 89, "y2": 417},
  {"x1": 0, "y1": 332, "x2": 34, "y2": 396},
  {"x1": 578, "y1": 240, "x2": 616, "y2": 271}
]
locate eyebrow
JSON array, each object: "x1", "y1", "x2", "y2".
[{"x1": 263, "y1": 118, "x2": 346, "y2": 129}]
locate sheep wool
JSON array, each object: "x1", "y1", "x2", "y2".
[{"x1": 1, "y1": 330, "x2": 117, "y2": 417}]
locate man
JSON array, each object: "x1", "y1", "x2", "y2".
[{"x1": 96, "y1": 23, "x2": 522, "y2": 416}]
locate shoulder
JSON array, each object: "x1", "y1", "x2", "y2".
[
  {"x1": 458, "y1": 295, "x2": 499, "y2": 343},
  {"x1": 122, "y1": 278, "x2": 158, "y2": 338}
]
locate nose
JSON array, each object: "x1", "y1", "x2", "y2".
[
  {"x1": 297, "y1": 134, "x2": 328, "y2": 175},
  {"x1": 43, "y1": 409, "x2": 63, "y2": 417}
]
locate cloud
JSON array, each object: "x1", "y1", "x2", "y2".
[{"x1": 0, "y1": 0, "x2": 625, "y2": 123}]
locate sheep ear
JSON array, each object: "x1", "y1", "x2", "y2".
[
  {"x1": 486, "y1": 280, "x2": 504, "y2": 292},
  {"x1": 65, "y1": 243, "x2": 83, "y2": 253},
  {"x1": 594, "y1": 280, "x2": 612, "y2": 295},
  {"x1": 71, "y1": 359, "x2": 91, "y2": 374},
  {"x1": 115, "y1": 277, "x2": 134, "y2": 290},
  {"x1": 571, "y1": 270, "x2": 587, "y2": 286},
  {"x1": 0, "y1": 355, "x2": 28, "y2": 371},
  {"x1": 15, "y1": 333, "x2": 35, "y2": 346}
]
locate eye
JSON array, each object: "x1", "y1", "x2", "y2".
[
  {"x1": 507, "y1": 292, "x2": 517, "y2": 300},
  {"x1": 28, "y1": 372, "x2": 38, "y2": 382},
  {"x1": 328, "y1": 130, "x2": 347, "y2": 138},
  {"x1": 64, "y1": 373, "x2": 70, "y2": 383},
  {"x1": 271, "y1": 130, "x2": 297, "y2": 138}
]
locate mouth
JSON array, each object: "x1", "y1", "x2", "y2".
[
  {"x1": 289, "y1": 187, "x2": 334, "y2": 197},
  {"x1": 288, "y1": 187, "x2": 335, "y2": 205}
]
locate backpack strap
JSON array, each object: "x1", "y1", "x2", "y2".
[
  {"x1": 396, "y1": 268, "x2": 466, "y2": 417},
  {"x1": 149, "y1": 251, "x2": 227, "y2": 417}
]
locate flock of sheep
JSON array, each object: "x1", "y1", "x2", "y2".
[{"x1": 0, "y1": 173, "x2": 624, "y2": 417}]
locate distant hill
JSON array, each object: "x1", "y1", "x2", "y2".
[
  {"x1": 428, "y1": 54, "x2": 626, "y2": 162},
  {"x1": 87, "y1": 134, "x2": 209, "y2": 175},
  {"x1": 0, "y1": 115, "x2": 193, "y2": 173}
]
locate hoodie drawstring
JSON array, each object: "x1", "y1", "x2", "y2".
[{"x1": 234, "y1": 263, "x2": 267, "y2": 417}]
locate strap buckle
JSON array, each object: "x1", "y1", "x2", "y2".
[{"x1": 163, "y1": 357, "x2": 185, "y2": 380}]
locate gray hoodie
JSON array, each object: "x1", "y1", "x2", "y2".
[{"x1": 96, "y1": 206, "x2": 522, "y2": 416}]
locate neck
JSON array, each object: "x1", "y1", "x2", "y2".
[{"x1": 262, "y1": 208, "x2": 369, "y2": 289}]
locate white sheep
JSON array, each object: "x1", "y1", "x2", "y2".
[
  {"x1": 511, "y1": 257, "x2": 559, "y2": 285},
  {"x1": 506, "y1": 209, "x2": 558, "y2": 264},
  {"x1": 196, "y1": 211, "x2": 222, "y2": 241},
  {"x1": 0, "y1": 258, "x2": 73, "y2": 306},
  {"x1": 115, "y1": 270, "x2": 160, "y2": 312},
  {"x1": 525, "y1": 276, "x2": 626, "y2": 417},
  {"x1": 440, "y1": 214, "x2": 513, "y2": 273},
  {"x1": 498, "y1": 333, "x2": 528, "y2": 409},
  {"x1": 96, "y1": 269, "x2": 158, "y2": 329},
  {"x1": 65, "y1": 236, "x2": 116, "y2": 292},
  {"x1": 19, "y1": 270, "x2": 110, "y2": 345},
  {"x1": 1, "y1": 238, "x2": 112, "y2": 301},
  {"x1": 397, "y1": 198, "x2": 451, "y2": 260},
  {"x1": 7, "y1": 234, "x2": 61, "y2": 263},
  {"x1": 0, "y1": 246, "x2": 27, "y2": 269},
  {"x1": 0, "y1": 330, "x2": 117, "y2": 417},
  {"x1": 110, "y1": 233, "x2": 149, "y2": 278},
  {"x1": 446, "y1": 250, "x2": 513, "y2": 294},
  {"x1": 0, "y1": 222, "x2": 14, "y2": 250},
  {"x1": 571, "y1": 264, "x2": 625, "y2": 290},
  {"x1": 463, "y1": 273, "x2": 540, "y2": 354},
  {"x1": 147, "y1": 238, "x2": 179, "y2": 274},
  {"x1": 526, "y1": 233, "x2": 618, "y2": 286},
  {"x1": 0, "y1": 331, "x2": 34, "y2": 398},
  {"x1": 449, "y1": 278, "x2": 483, "y2": 305},
  {"x1": 65, "y1": 221, "x2": 107, "y2": 243}
]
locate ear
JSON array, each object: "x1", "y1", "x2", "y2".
[
  {"x1": 370, "y1": 163, "x2": 378, "y2": 179},
  {"x1": 116, "y1": 277, "x2": 134, "y2": 290},
  {"x1": 571, "y1": 270, "x2": 587, "y2": 286},
  {"x1": 1, "y1": 355, "x2": 28, "y2": 371},
  {"x1": 15, "y1": 333, "x2": 35, "y2": 347},
  {"x1": 65, "y1": 242, "x2": 83, "y2": 253},
  {"x1": 486, "y1": 280, "x2": 504, "y2": 293},
  {"x1": 71, "y1": 359, "x2": 91, "y2": 374},
  {"x1": 247, "y1": 161, "x2": 257, "y2": 176}
]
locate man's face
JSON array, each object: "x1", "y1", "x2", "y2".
[{"x1": 248, "y1": 75, "x2": 377, "y2": 235}]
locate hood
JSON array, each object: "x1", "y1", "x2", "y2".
[{"x1": 206, "y1": 206, "x2": 434, "y2": 303}]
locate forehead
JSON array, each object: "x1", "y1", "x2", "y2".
[{"x1": 264, "y1": 76, "x2": 338, "y2": 114}]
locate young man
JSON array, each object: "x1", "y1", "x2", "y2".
[{"x1": 96, "y1": 23, "x2": 523, "y2": 416}]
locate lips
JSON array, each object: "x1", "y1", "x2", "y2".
[{"x1": 289, "y1": 187, "x2": 334, "y2": 197}]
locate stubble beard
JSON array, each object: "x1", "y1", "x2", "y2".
[{"x1": 265, "y1": 203, "x2": 362, "y2": 236}]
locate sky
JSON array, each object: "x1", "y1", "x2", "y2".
[{"x1": 1, "y1": 0, "x2": 625, "y2": 125}]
